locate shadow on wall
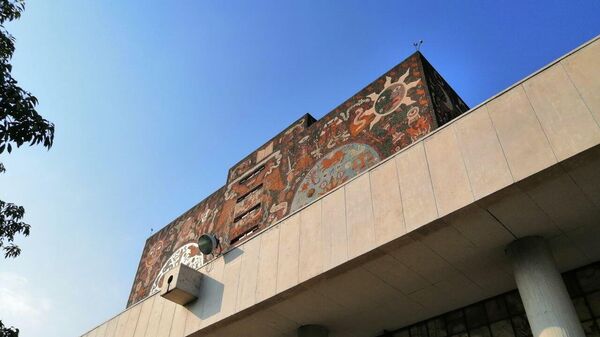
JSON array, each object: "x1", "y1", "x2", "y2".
[
  {"x1": 186, "y1": 246, "x2": 245, "y2": 320},
  {"x1": 199, "y1": 276, "x2": 225, "y2": 319},
  {"x1": 223, "y1": 247, "x2": 244, "y2": 263}
]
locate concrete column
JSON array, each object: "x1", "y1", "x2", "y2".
[{"x1": 506, "y1": 236, "x2": 585, "y2": 337}]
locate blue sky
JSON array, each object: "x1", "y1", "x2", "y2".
[{"x1": 0, "y1": 1, "x2": 598, "y2": 336}]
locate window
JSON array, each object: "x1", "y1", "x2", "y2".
[{"x1": 238, "y1": 165, "x2": 265, "y2": 185}]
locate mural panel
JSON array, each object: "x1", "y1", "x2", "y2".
[
  {"x1": 420, "y1": 54, "x2": 469, "y2": 126},
  {"x1": 291, "y1": 143, "x2": 380, "y2": 211},
  {"x1": 127, "y1": 52, "x2": 469, "y2": 307}
]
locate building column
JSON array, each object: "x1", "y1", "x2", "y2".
[{"x1": 506, "y1": 236, "x2": 585, "y2": 337}]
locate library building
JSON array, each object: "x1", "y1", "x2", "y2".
[{"x1": 82, "y1": 36, "x2": 600, "y2": 337}]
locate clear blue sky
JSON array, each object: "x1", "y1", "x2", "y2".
[{"x1": 0, "y1": 1, "x2": 598, "y2": 336}]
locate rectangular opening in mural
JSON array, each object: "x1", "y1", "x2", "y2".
[
  {"x1": 230, "y1": 225, "x2": 259, "y2": 245},
  {"x1": 233, "y1": 203, "x2": 261, "y2": 224},
  {"x1": 238, "y1": 165, "x2": 265, "y2": 185},
  {"x1": 236, "y1": 184, "x2": 263, "y2": 203}
]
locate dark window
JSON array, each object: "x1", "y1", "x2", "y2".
[
  {"x1": 485, "y1": 298, "x2": 509, "y2": 322},
  {"x1": 465, "y1": 303, "x2": 488, "y2": 328},
  {"x1": 238, "y1": 165, "x2": 265, "y2": 185},
  {"x1": 445, "y1": 310, "x2": 466, "y2": 335},
  {"x1": 427, "y1": 318, "x2": 447, "y2": 337},
  {"x1": 233, "y1": 203, "x2": 261, "y2": 223},
  {"x1": 490, "y1": 320, "x2": 514, "y2": 337},
  {"x1": 504, "y1": 292, "x2": 525, "y2": 315},
  {"x1": 236, "y1": 184, "x2": 263, "y2": 203},
  {"x1": 230, "y1": 225, "x2": 259, "y2": 245},
  {"x1": 510, "y1": 315, "x2": 532, "y2": 337}
]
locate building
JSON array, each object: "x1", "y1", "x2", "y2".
[{"x1": 82, "y1": 35, "x2": 600, "y2": 337}]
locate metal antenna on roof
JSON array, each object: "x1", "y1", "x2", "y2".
[{"x1": 413, "y1": 40, "x2": 423, "y2": 51}]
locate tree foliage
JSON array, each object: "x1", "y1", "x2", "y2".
[
  {"x1": 0, "y1": 199, "x2": 29, "y2": 258},
  {"x1": 1, "y1": 0, "x2": 54, "y2": 154},
  {"x1": 0, "y1": 320, "x2": 19, "y2": 337},
  {"x1": 0, "y1": 1, "x2": 55, "y2": 334},
  {"x1": 0, "y1": 0, "x2": 53, "y2": 258}
]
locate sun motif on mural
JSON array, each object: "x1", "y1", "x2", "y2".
[{"x1": 350, "y1": 69, "x2": 420, "y2": 136}]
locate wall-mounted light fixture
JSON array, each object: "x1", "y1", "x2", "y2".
[{"x1": 198, "y1": 233, "x2": 219, "y2": 255}]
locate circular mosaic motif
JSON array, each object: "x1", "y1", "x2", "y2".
[
  {"x1": 291, "y1": 143, "x2": 380, "y2": 211},
  {"x1": 149, "y1": 242, "x2": 204, "y2": 295},
  {"x1": 374, "y1": 83, "x2": 406, "y2": 115}
]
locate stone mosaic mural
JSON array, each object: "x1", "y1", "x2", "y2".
[
  {"x1": 127, "y1": 52, "x2": 469, "y2": 307},
  {"x1": 291, "y1": 143, "x2": 380, "y2": 211},
  {"x1": 421, "y1": 56, "x2": 469, "y2": 125}
]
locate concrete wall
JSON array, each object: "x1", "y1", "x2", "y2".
[{"x1": 82, "y1": 35, "x2": 600, "y2": 337}]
